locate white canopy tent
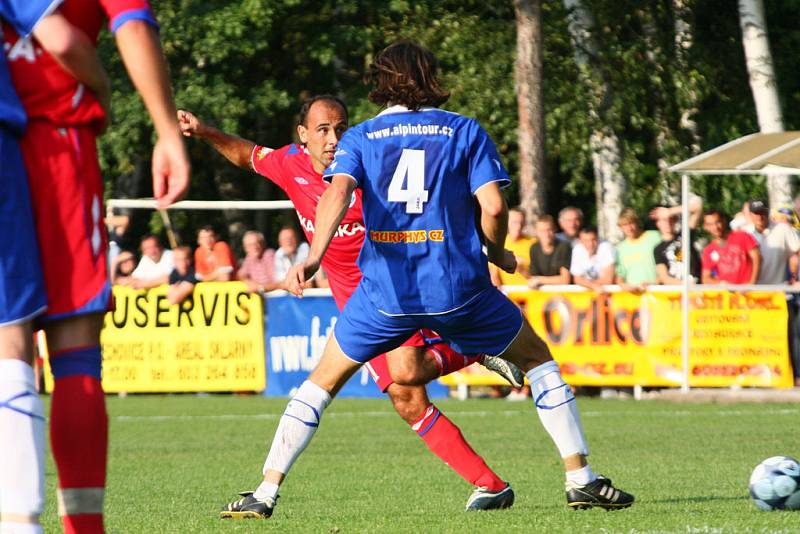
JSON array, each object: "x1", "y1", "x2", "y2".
[{"x1": 668, "y1": 132, "x2": 800, "y2": 392}]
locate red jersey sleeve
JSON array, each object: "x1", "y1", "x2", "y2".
[
  {"x1": 100, "y1": 0, "x2": 158, "y2": 33},
  {"x1": 251, "y1": 145, "x2": 288, "y2": 189},
  {"x1": 741, "y1": 231, "x2": 758, "y2": 251}
]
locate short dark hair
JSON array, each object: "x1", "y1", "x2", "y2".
[
  {"x1": 298, "y1": 95, "x2": 349, "y2": 126},
  {"x1": 536, "y1": 214, "x2": 556, "y2": 227},
  {"x1": 367, "y1": 40, "x2": 449, "y2": 110},
  {"x1": 703, "y1": 209, "x2": 728, "y2": 223},
  {"x1": 198, "y1": 225, "x2": 216, "y2": 236},
  {"x1": 579, "y1": 225, "x2": 598, "y2": 236}
]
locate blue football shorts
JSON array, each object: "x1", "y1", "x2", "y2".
[
  {"x1": 334, "y1": 284, "x2": 524, "y2": 364},
  {"x1": 0, "y1": 129, "x2": 47, "y2": 326}
]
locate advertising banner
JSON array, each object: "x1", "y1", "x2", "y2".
[
  {"x1": 44, "y1": 283, "x2": 266, "y2": 393},
  {"x1": 440, "y1": 290, "x2": 793, "y2": 389},
  {"x1": 265, "y1": 294, "x2": 448, "y2": 398}
]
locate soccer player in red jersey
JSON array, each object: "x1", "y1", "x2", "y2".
[
  {"x1": 178, "y1": 99, "x2": 524, "y2": 512},
  {"x1": 4, "y1": 2, "x2": 189, "y2": 532}
]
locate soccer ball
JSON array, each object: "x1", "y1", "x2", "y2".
[{"x1": 749, "y1": 456, "x2": 800, "y2": 511}]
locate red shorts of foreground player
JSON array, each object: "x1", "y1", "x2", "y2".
[{"x1": 19, "y1": 121, "x2": 111, "y2": 322}]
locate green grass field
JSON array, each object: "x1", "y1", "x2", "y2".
[{"x1": 40, "y1": 395, "x2": 800, "y2": 533}]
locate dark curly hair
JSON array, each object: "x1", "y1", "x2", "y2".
[{"x1": 366, "y1": 40, "x2": 449, "y2": 110}]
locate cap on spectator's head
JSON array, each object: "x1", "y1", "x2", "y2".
[
  {"x1": 748, "y1": 199, "x2": 769, "y2": 215},
  {"x1": 775, "y1": 204, "x2": 794, "y2": 217}
]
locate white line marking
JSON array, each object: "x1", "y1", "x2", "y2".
[{"x1": 114, "y1": 407, "x2": 799, "y2": 422}]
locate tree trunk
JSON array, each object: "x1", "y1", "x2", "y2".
[
  {"x1": 739, "y1": 0, "x2": 792, "y2": 207},
  {"x1": 514, "y1": 0, "x2": 546, "y2": 230},
  {"x1": 563, "y1": 0, "x2": 625, "y2": 241}
]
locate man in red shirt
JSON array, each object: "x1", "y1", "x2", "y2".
[
  {"x1": 5, "y1": 2, "x2": 190, "y2": 532},
  {"x1": 194, "y1": 226, "x2": 236, "y2": 281},
  {"x1": 701, "y1": 209, "x2": 761, "y2": 285},
  {"x1": 178, "y1": 98, "x2": 524, "y2": 513}
]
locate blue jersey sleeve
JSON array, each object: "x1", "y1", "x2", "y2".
[
  {"x1": 0, "y1": 0, "x2": 62, "y2": 37},
  {"x1": 323, "y1": 126, "x2": 364, "y2": 187},
  {"x1": 467, "y1": 121, "x2": 510, "y2": 194}
]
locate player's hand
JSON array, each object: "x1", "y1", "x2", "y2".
[
  {"x1": 177, "y1": 110, "x2": 201, "y2": 138},
  {"x1": 491, "y1": 249, "x2": 517, "y2": 274},
  {"x1": 286, "y1": 258, "x2": 321, "y2": 297},
  {"x1": 152, "y1": 133, "x2": 190, "y2": 209}
]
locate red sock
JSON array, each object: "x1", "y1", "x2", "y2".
[
  {"x1": 51, "y1": 359, "x2": 107, "y2": 534},
  {"x1": 428, "y1": 343, "x2": 481, "y2": 377},
  {"x1": 411, "y1": 404, "x2": 505, "y2": 491}
]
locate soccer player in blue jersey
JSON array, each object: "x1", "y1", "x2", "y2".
[{"x1": 224, "y1": 40, "x2": 634, "y2": 519}]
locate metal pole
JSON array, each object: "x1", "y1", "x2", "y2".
[{"x1": 681, "y1": 173, "x2": 691, "y2": 393}]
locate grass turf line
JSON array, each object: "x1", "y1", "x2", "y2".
[{"x1": 40, "y1": 396, "x2": 800, "y2": 533}]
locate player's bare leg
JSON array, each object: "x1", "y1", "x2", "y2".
[
  {"x1": 44, "y1": 313, "x2": 108, "y2": 533},
  {"x1": 222, "y1": 333, "x2": 360, "y2": 519},
  {"x1": 0, "y1": 322, "x2": 46, "y2": 533},
  {"x1": 497, "y1": 319, "x2": 634, "y2": 509},
  {"x1": 386, "y1": 344, "x2": 524, "y2": 388}
]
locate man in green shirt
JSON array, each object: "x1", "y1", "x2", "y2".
[{"x1": 614, "y1": 208, "x2": 662, "y2": 290}]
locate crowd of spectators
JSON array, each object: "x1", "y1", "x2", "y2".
[
  {"x1": 486, "y1": 197, "x2": 800, "y2": 293},
  {"x1": 109, "y1": 224, "x2": 323, "y2": 304}
]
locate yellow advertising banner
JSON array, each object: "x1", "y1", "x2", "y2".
[
  {"x1": 440, "y1": 290, "x2": 794, "y2": 389},
  {"x1": 44, "y1": 283, "x2": 266, "y2": 393}
]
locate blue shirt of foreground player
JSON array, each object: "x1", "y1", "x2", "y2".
[
  {"x1": 323, "y1": 105, "x2": 510, "y2": 316},
  {"x1": 0, "y1": 0, "x2": 62, "y2": 135}
]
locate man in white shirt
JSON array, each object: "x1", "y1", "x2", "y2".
[
  {"x1": 747, "y1": 200, "x2": 800, "y2": 284},
  {"x1": 274, "y1": 227, "x2": 309, "y2": 282},
  {"x1": 569, "y1": 226, "x2": 615, "y2": 292},
  {"x1": 131, "y1": 235, "x2": 174, "y2": 289}
]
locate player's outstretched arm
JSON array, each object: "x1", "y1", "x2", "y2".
[
  {"x1": 285, "y1": 174, "x2": 355, "y2": 297},
  {"x1": 177, "y1": 110, "x2": 257, "y2": 170},
  {"x1": 475, "y1": 182, "x2": 516, "y2": 274},
  {"x1": 33, "y1": 13, "x2": 111, "y2": 120},
  {"x1": 114, "y1": 20, "x2": 189, "y2": 208}
]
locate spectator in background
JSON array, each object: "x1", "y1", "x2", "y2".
[
  {"x1": 195, "y1": 225, "x2": 236, "y2": 281},
  {"x1": 274, "y1": 226, "x2": 309, "y2": 282},
  {"x1": 131, "y1": 235, "x2": 174, "y2": 289},
  {"x1": 652, "y1": 209, "x2": 701, "y2": 284},
  {"x1": 701, "y1": 209, "x2": 760, "y2": 285},
  {"x1": 110, "y1": 250, "x2": 136, "y2": 286},
  {"x1": 105, "y1": 205, "x2": 130, "y2": 268},
  {"x1": 557, "y1": 206, "x2": 583, "y2": 248},
  {"x1": 615, "y1": 208, "x2": 661, "y2": 290},
  {"x1": 167, "y1": 246, "x2": 197, "y2": 305},
  {"x1": 489, "y1": 206, "x2": 535, "y2": 288},
  {"x1": 745, "y1": 200, "x2": 800, "y2": 284},
  {"x1": 238, "y1": 230, "x2": 282, "y2": 293},
  {"x1": 570, "y1": 226, "x2": 615, "y2": 292},
  {"x1": 528, "y1": 215, "x2": 571, "y2": 288}
]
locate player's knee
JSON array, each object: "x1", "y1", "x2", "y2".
[
  {"x1": 387, "y1": 358, "x2": 427, "y2": 386},
  {"x1": 386, "y1": 385, "x2": 427, "y2": 424}
]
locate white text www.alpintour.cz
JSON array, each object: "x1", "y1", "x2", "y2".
[{"x1": 365, "y1": 123, "x2": 455, "y2": 140}]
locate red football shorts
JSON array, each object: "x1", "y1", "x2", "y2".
[
  {"x1": 20, "y1": 121, "x2": 110, "y2": 321},
  {"x1": 364, "y1": 329, "x2": 436, "y2": 392}
]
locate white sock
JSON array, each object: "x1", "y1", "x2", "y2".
[
  {"x1": 0, "y1": 522, "x2": 43, "y2": 534},
  {"x1": 526, "y1": 360, "x2": 589, "y2": 457},
  {"x1": 262, "y1": 380, "x2": 331, "y2": 477},
  {"x1": 566, "y1": 464, "x2": 597, "y2": 487},
  {"x1": 252, "y1": 481, "x2": 280, "y2": 501},
  {"x1": 0, "y1": 360, "x2": 45, "y2": 530}
]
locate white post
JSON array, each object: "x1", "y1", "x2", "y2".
[{"x1": 681, "y1": 173, "x2": 691, "y2": 393}]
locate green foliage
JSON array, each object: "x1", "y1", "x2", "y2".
[
  {"x1": 40, "y1": 395, "x2": 800, "y2": 532},
  {"x1": 97, "y1": 0, "x2": 800, "y2": 240}
]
